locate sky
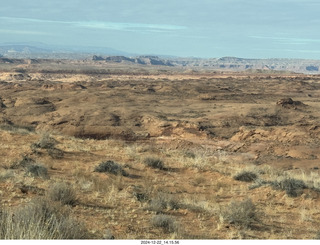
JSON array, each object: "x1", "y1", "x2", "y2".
[{"x1": 1, "y1": 0, "x2": 320, "y2": 59}]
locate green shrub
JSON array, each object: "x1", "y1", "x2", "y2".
[
  {"x1": 221, "y1": 198, "x2": 258, "y2": 228},
  {"x1": 143, "y1": 157, "x2": 164, "y2": 170},
  {"x1": 94, "y1": 160, "x2": 128, "y2": 176},
  {"x1": 47, "y1": 182, "x2": 77, "y2": 205}
]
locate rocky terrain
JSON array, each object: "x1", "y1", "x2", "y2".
[{"x1": 1, "y1": 60, "x2": 320, "y2": 239}]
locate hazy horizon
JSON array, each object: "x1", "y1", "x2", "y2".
[{"x1": 1, "y1": 0, "x2": 320, "y2": 59}]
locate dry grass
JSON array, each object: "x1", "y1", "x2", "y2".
[
  {"x1": 0, "y1": 169, "x2": 14, "y2": 182},
  {"x1": 175, "y1": 148, "x2": 213, "y2": 170},
  {"x1": 219, "y1": 198, "x2": 259, "y2": 229},
  {"x1": 151, "y1": 215, "x2": 179, "y2": 233},
  {"x1": 47, "y1": 182, "x2": 77, "y2": 205},
  {"x1": 147, "y1": 192, "x2": 181, "y2": 212},
  {"x1": 2, "y1": 129, "x2": 320, "y2": 239},
  {"x1": 0, "y1": 198, "x2": 89, "y2": 239},
  {"x1": 2, "y1": 69, "x2": 320, "y2": 239}
]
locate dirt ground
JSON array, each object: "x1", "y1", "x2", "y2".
[{"x1": 1, "y1": 60, "x2": 320, "y2": 239}]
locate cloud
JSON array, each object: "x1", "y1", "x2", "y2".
[
  {"x1": 0, "y1": 29, "x2": 50, "y2": 35},
  {"x1": 76, "y1": 21, "x2": 186, "y2": 31},
  {"x1": 253, "y1": 48, "x2": 320, "y2": 54},
  {"x1": 0, "y1": 17, "x2": 187, "y2": 33},
  {"x1": 250, "y1": 35, "x2": 320, "y2": 43}
]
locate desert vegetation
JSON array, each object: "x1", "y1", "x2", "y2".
[
  {"x1": 0, "y1": 198, "x2": 88, "y2": 239},
  {"x1": 1, "y1": 61, "x2": 320, "y2": 239}
]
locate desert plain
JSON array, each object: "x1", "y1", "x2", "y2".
[{"x1": 1, "y1": 58, "x2": 320, "y2": 239}]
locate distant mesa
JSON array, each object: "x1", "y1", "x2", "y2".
[
  {"x1": 218, "y1": 57, "x2": 250, "y2": 62},
  {"x1": 0, "y1": 58, "x2": 25, "y2": 64},
  {"x1": 91, "y1": 55, "x2": 320, "y2": 74},
  {"x1": 0, "y1": 58, "x2": 14, "y2": 63},
  {"x1": 105, "y1": 56, "x2": 135, "y2": 63},
  {"x1": 93, "y1": 55, "x2": 174, "y2": 66},
  {"x1": 92, "y1": 55, "x2": 105, "y2": 61},
  {"x1": 0, "y1": 43, "x2": 131, "y2": 60},
  {"x1": 1, "y1": 43, "x2": 320, "y2": 74}
]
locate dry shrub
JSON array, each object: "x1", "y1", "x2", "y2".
[
  {"x1": 0, "y1": 170, "x2": 14, "y2": 182},
  {"x1": 234, "y1": 171, "x2": 258, "y2": 182},
  {"x1": 103, "y1": 229, "x2": 115, "y2": 239},
  {"x1": 0, "y1": 198, "x2": 89, "y2": 239},
  {"x1": 315, "y1": 231, "x2": 320, "y2": 240},
  {"x1": 4, "y1": 156, "x2": 34, "y2": 170},
  {"x1": 47, "y1": 182, "x2": 77, "y2": 205},
  {"x1": 184, "y1": 151, "x2": 196, "y2": 159},
  {"x1": 47, "y1": 147, "x2": 65, "y2": 159},
  {"x1": 221, "y1": 198, "x2": 259, "y2": 229},
  {"x1": 143, "y1": 157, "x2": 164, "y2": 170},
  {"x1": 132, "y1": 183, "x2": 155, "y2": 203},
  {"x1": 26, "y1": 164, "x2": 49, "y2": 179},
  {"x1": 151, "y1": 214, "x2": 178, "y2": 233},
  {"x1": 133, "y1": 192, "x2": 149, "y2": 202},
  {"x1": 148, "y1": 192, "x2": 181, "y2": 212},
  {"x1": 271, "y1": 177, "x2": 307, "y2": 197},
  {"x1": 94, "y1": 160, "x2": 128, "y2": 176},
  {"x1": 34, "y1": 133, "x2": 57, "y2": 149},
  {"x1": 148, "y1": 195, "x2": 167, "y2": 212},
  {"x1": 9, "y1": 156, "x2": 35, "y2": 169},
  {"x1": 0, "y1": 123, "x2": 34, "y2": 134}
]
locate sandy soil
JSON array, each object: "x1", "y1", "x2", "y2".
[{"x1": 1, "y1": 61, "x2": 320, "y2": 239}]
